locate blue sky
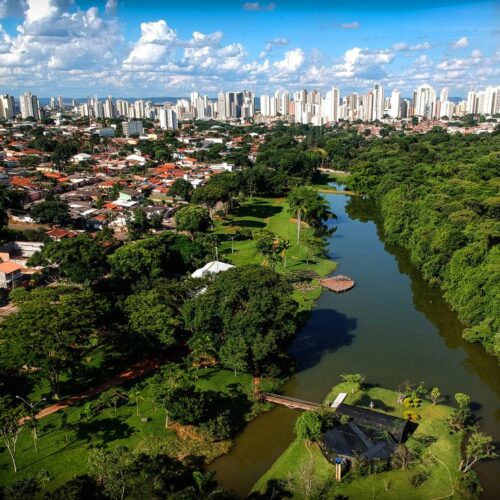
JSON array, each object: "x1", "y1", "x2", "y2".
[{"x1": 0, "y1": 0, "x2": 498, "y2": 97}]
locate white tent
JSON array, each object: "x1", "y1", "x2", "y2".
[{"x1": 191, "y1": 260, "x2": 235, "y2": 279}]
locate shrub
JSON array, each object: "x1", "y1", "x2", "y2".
[
  {"x1": 409, "y1": 469, "x2": 430, "y2": 488},
  {"x1": 403, "y1": 410, "x2": 421, "y2": 421}
]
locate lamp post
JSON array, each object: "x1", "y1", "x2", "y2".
[{"x1": 16, "y1": 396, "x2": 46, "y2": 453}]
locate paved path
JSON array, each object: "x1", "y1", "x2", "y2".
[{"x1": 34, "y1": 357, "x2": 162, "y2": 420}]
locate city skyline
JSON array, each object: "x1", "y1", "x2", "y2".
[{"x1": 0, "y1": 1, "x2": 498, "y2": 97}]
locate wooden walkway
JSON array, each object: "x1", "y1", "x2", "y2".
[{"x1": 262, "y1": 393, "x2": 322, "y2": 411}]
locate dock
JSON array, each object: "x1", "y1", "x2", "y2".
[{"x1": 320, "y1": 275, "x2": 355, "y2": 293}]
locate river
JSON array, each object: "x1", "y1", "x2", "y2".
[{"x1": 208, "y1": 190, "x2": 500, "y2": 498}]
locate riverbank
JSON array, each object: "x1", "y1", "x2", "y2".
[
  {"x1": 207, "y1": 191, "x2": 499, "y2": 498},
  {"x1": 213, "y1": 196, "x2": 337, "y2": 312},
  {"x1": 252, "y1": 382, "x2": 464, "y2": 499}
]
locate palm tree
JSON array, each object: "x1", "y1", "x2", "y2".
[
  {"x1": 280, "y1": 239, "x2": 292, "y2": 268},
  {"x1": 287, "y1": 187, "x2": 310, "y2": 245}
]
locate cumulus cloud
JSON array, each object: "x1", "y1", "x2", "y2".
[
  {"x1": 259, "y1": 36, "x2": 289, "y2": 57},
  {"x1": 452, "y1": 36, "x2": 468, "y2": 49},
  {"x1": 0, "y1": 0, "x2": 27, "y2": 18},
  {"x1": 242, "y1": 2, "x2": 276, "y2": 11},
  {"x1": 105, "y1": 0, "x2": 117, "y2": 16}
]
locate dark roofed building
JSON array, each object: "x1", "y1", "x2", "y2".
[{"x1": 320, "y1": 403, "x2": 409, "y2": 463}]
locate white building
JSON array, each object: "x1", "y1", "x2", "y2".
[
  {"x1": 19, "y1": 91, "x2": 40, "y2": 120},
  {"x1": 122, "y1": 120, "x2": 144, "y2": 137},
  {"x1": 414, "y1": 84, "x2": 436, "y2": 118},
  {"x1": 0, "y1": 95, "x2": 15, "y2": 120},
  {"x1": 389, "y1": 89, "x2": 400, "y2": 119},
  {"x1": 159, "y1": 108, "x2": 178, "y2": 130}
]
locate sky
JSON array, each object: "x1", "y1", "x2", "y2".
[{"x1": 0, "y1": 0, "x2": 498, "y2": 97}]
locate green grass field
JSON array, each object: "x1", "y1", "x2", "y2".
[
  {"x1": 0, "y1": 369, "x2": 254, "y2": 490},
  {"x1": 252, "y1": 382, "x2": 464, "y2": 499},
  {"x1": 213, "y1": 196, "x2": 336, "y2": 279}
]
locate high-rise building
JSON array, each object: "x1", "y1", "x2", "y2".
[
  {"x1": 19, "y1": 91, "x2": 40, "y2": 120},
  {"x1": 57, "y1": 95, "x2": 63, "y2": 109},
  {"x1": 122, "y1": 120, "x2": 144, "y2": 137},
  {"x1": 466, "y1": 91, "x2": 477, "y2": 114},
  {"x1": 217, "y1": 91, "x2": 227, "y2": 120},
  {"x1": 414, "y1": 84, "x2": 436, "y2": 118},
  {"x1": 159, "y1": 108, "x2": 178, "y2": 130},
  {"x1": 0, "y1": 94, "x2": 15, "y2": 120},
  {"x1": 389, "y1": 89, "x2": 400, "y2": 119},
  {"x1": 373, "y1": 84, "x2": 384, "y2": 120}
]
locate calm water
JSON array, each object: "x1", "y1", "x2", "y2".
[{"x1": 208, "y1": 191, "x2": 500, "y2": 498}]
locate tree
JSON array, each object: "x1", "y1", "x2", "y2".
[
  {"x1": 461, "y1": 432, "x2": 497, "y2": 473},
  {"x1": 295, "y1": 411, "x2": 323, "y2": 443},
  {"x1": 287, "y1": 186, "x2": 310, "y2": 244},
  {"x1": 280, "y1": 239, "x2": 292, "y2": 268},
  {"x1": 219, "y1": 334, "x2": 248, "y2": 376},
  {"x1": 0, "y1": 287, "x2": 108, "y2": 398},
  {"x1": 175, "y1": 205, "x2": 211, "y2": 239},
  {"x1": 148, "y1": 364, "x2": 189, "y2": 428},
  {"x1": 287, "y1": 186, "x2": 332, "y2": 244},
  {"x1": 31, "y1": 196, "x2": 70, "y2": 225},
  {"x1": 429, "y1": 387, "x2": 444, "y2": 405},
  {"x1": 183, "y1": 265, "x2": 298, "y2": 382},
  {"x1": 108, "y1": 232, "x2": 206, "y2": 286},
  {"x1": 88, "y1": 446, "x2": 130, "y2": 500},
  {"x1": 169, "y1": 178, "x2": 194, "y2": 201},
  {"x1": 340, "y1": 373, "x2": 366, "y2": 393},
  {"x1": 126, "y1": 209, "x2": 151, "y2": 239},
  {"x1": 124, "y1": 287, "x2": 181, "y2": 350},
  {"x1": 0, "y1": 396, "x2": 24, "y2": 473},
  {"x1": 455, "y1": 393, "x2": 471, "y2": 409},
  {"x1": 28, "y1": 234, "x2": 109, "y2": 285}
]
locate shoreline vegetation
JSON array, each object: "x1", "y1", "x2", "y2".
[
  {"x1": 251, "y1": 382, "x2": 467, "y2": 499},
  {"x1": 0, "y1": 192, "x2": 336, "y2": 491}
]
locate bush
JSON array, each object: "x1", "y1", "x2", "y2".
[
  {"x1": 403, "y1": 397, "x2": 422, "y2": 408},
  {"x1": 403, "y1": 410, "x2": 421, "y2": 421},
  {"x1": 236, "y1": 228, "x2": 253, "y2": 240},
  {"x1": 409, "y1": 469, "x2": 430, "y2": 488}
]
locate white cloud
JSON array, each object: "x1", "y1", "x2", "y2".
[
  {"x1": 0, "y1": 0, "x2": 27, "y2": 18},
  {"x1": 259, "y1": 36, "x2": 288, "y2": 57},
  {"x1": 393, "y1": 41, "x2": 432, "y2": 51},
  {"x1": 105, "y1": 0, "x2": 117, "y2": 16},
  {"x1": 124, "y1": 20, "x2": 176, "y2": 65},
  {"x1": 452, "y1": 36, "x2": 468, "y2": 49},
  {"x1": 242, "y1": 2, "x2": 276, "y2": 12},
  {"x1": 273, "y1": 48, "x2": 304, "y2": 73},
  {"x1": 331, "y1": 21, "x2": 359, "y2": 29}
]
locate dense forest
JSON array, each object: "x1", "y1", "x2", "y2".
[{"x1": 347, "y1": 129, "x2": 499, "y2": 360}]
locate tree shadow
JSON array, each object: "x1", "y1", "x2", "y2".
[
  {"x1": 75, "y1": 417, "x2": 134, "y2": 444},
  {"x1": 289, "y1": 308, "x2": 357, "y2": 372},
  {"x1": 229, "y1": 219, "x2": 266, "y2": 228},
  {"x1": 231, "y1": 201, "x2": 282, "y2": 220},
  {"x1": 355, "y1": 394, "x2": 396, "y2": 413}
]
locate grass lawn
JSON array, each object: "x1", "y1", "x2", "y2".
[
  {"x1": 0, "y1": 368, "x2": 253, "y2": 490},
  {"x1": 252, "y1": 382, "x2": 464, "y2": 499},
  {"x1": 213, "y1": 196, "x2": 336, "y2": 298}
]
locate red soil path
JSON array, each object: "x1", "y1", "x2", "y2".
[{"x1": 33, "y1": 357, "x2": 162, "y2": 421}]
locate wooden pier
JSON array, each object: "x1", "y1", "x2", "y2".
[
  {"x1": 320, "y1": 275, "x2": 355, "y2": 293},
  {"x1": 262, "y1": 393, "x2": 322, "y2": 411}
]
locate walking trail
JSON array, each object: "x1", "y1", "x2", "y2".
[{"x1": 33, "y1": 357, "x2": 162, "y2": 421}]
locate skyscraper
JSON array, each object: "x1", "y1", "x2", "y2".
[
  {"x1": 389, "y1": 89, "x2": 400, "y2": 119},
  {"x1": 19, "y1": 91, "x2": 40, "y2": 120},
  {"x1": 0, "y1": 95, "x2": 15, "y2": 120},
  {"x1": 373, "y1": 84, "x2": 384, "y2": 120},
  {"x1": 414, "y1": 84, "x2": 436, "y2": 118}
]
